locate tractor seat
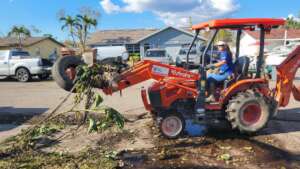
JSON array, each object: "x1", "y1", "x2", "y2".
[
  {"x1": 224, "y1": 56, "x2": 250, "y2": 88},
  {"x1": 233, "y1": 56, "x2": 250, "y2": 81}
]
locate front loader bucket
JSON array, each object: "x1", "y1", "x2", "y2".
[{"x1": 292, "y1": 84, "x2": 300, "y2": 101}]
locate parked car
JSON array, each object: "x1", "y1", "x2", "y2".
[
  {"x1": 94, "y1": 46, "x2": 129, "y2": 62},
  {"x1": 266, "y1": 43, "x2": 300, "y2": 66},
  {"x1": 175, "y1": 48, "x2": 199, "y2": 67},
  {"x1": 0, "y1": 50, "x2": 52, "y2": 82},
  {"x1": 248, "y1": 43, "x2": 300, "y2": 73},
  {"x1": 48, "y1": 50, "x2": 58, "y2": 63},
  {"x1": 143, "y1": 48, "x2": 173, "y2": 64},
  {"x1": 176, "y1": 45, "x2": 218, "y2": 67}
]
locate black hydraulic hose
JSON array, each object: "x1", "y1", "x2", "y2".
[{"x1": 186, "y1": 30, "x2": 200, "y2": 70}]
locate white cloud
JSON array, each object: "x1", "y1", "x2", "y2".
[
  {"x1": 288, "y1": 14, "x2": 294, "y2": 19},
  {"x1": 287, "y1": 13, "x2": 300, "y2": 22},
  {"x1": 100, "y1": 0, "x2": 121, "y2": 14},
  {"x1": 99, "y1": 0, "x2": 239, "y2": 26}
]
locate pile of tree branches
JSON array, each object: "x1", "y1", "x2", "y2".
[{"x1": 0, "y1": 63, "x2": 125, "y2": 158}]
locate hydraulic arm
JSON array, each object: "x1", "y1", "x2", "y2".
[
  {"x1": 103, "y1": 60, "x2": 199, "y2": 95},
  {"x1": 275, "y1": 45, "x2": 300, "y2": 107}
]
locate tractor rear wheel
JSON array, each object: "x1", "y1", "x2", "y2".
[
  {"x1": 226, "y1": 90, "x2": 270, "y2": 133},
  {"x1": 159, "y1": 112, "x2": 185, "y2": 139}
]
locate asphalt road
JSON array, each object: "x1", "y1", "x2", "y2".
[
  {"x1": 0, "y1": 78, "x2": 149, "y2": 142},
  {"x1": 0, "y1": 75, "x2": 300, "y2": 155}
]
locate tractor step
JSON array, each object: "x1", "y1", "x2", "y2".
[{"x1": 205, "y1": 102, "x2": 222, "y2": 110}]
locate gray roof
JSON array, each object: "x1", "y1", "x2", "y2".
[
  {"x1": 0, "y1": 37, "x2": 64, "y2": 47},
  {"x1": 87, "y1": 29, "x2": 158, "y2": 46},
  {"x1": 87, "y1": 27, "x2": 206, "y2": 46},
  {"x1": 136, "y1": 26, "x2": 206, "y2": 43}
]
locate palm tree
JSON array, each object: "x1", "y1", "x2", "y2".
[
  {"x1": 76, "y1": 14, "x2": 97, "y2": 52},
  {"x1": 7, "y1": 26, "x2": 31, "y2": 48},
  {"x1": 60, "y1": 15, "x2": 78, "y2": 47}
]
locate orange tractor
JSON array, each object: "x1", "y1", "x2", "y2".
[{"x1": 53, "y1": 18, "x2": 300, "y2": 138}]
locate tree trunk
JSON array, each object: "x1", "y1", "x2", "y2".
[
  {"x1": 70, "y1": 26, "x2": 76, "y2": 48},
  {"x1": 18, "y1": 34, "x2": 22, "y2": 49},
  {"x1": 78, "y1": 29, "x2": 85, "y2": 54},
  {"x1": 83, "y1": 26, "x2": 88, "y2": 48}
]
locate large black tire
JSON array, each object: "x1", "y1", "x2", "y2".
[
  {"x1": 16, "y1": 67, "x2": 31, "y2": 82},
  {"x1": 226, "y1": 90, "x2": 270, "y2": 133},
  {"x1": 159, "y1": 112, "x2": 185, "y2": 139},
  {"x1": 52, "y1": 56, "x2": 83, "y2": 92}
]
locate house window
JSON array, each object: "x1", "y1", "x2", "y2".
[
  {"x1": 144, "y1": 43, "x2": 150, "y2": 52},
  {"x1": 126, "y1": 44, "x2": 140, "y2": 54}
]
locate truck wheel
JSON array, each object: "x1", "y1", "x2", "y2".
[
  {"x1": 159, "y1": 112, "x2": 185, "y2": 139},
  {"x1": 38, "y1": 74, "x2": 49, "y2": 80},
  {"x1": 52, "y1": 56, "x2": 83, "y2": 92},
  {"x1": 226, "y1": 90, "x2": 270, "y2": 133},
  {"x1": 16, "y1": 68, "x2": 31, "y2": 82}
]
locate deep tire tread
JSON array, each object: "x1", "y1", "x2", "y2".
[{"x1": 226, "y1": 89, "x2": 270, "y2": 134}]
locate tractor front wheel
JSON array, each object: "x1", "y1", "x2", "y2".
[
  {"x1": 159, "y1": 112, "x2": 185, "y2": 139},
  {"x1": 226, "y1": 90, "x2": 270, "y2": 133}
]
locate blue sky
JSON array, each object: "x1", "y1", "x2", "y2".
[{"x1": 0, "y1": 0, "x2": 299, "y2": 41}]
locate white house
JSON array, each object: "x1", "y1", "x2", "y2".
[{"x1": 240, "y1": 29, "x2": 300, "y2": 56}]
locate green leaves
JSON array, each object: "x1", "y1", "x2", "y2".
[
  {"x1": 88, "y1": 118, "x2": 97, "y2": 133},
  {"x1": 7, "y1": 25, "x2": 31, "y2": 48},
  {"x1": 93, "y1": 94, "x2": 103, "y2": 108},
  {"x1": 8, "y1": 25, "x2": 31, "y2": 37},
  {"x1": 104, "y1": 108, "x2": 125, "y2": 129},
  {"x1": 219, "y1": 153, "x2": 231, "y2": 161},
  {"x1": 88, "y1": 108, "x2": 125, "y2": 133},
  {"x1": 73, "y1": 64, "x2": 125, "y2": 133},
  {"x1": 286, "y1": 17, "x2": 300, "y2": 29},
  {"x1": 59, "y1": 11, "x2": 99, "y2": 51},
  {"x1": 104, "y1": 151, "x2": 118, "y2": 160},
  {"x1": 31, "y1": 123, "x2": 64, "y2": 139}
]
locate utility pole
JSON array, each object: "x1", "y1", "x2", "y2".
[
  {"x1": 284, "y1": 29, "x2": 288, "y2": 46},
  {"x1": 189, "y1": 16, "x2": 193, "y2": 28}
]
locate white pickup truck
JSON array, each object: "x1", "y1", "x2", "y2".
[{"x1": 0, "y1": 50, "x2": 52, "y2": 82}]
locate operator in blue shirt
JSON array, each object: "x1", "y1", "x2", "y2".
[{"x1": 206, "y1": 41, "x2": 234, "y2": 102}]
